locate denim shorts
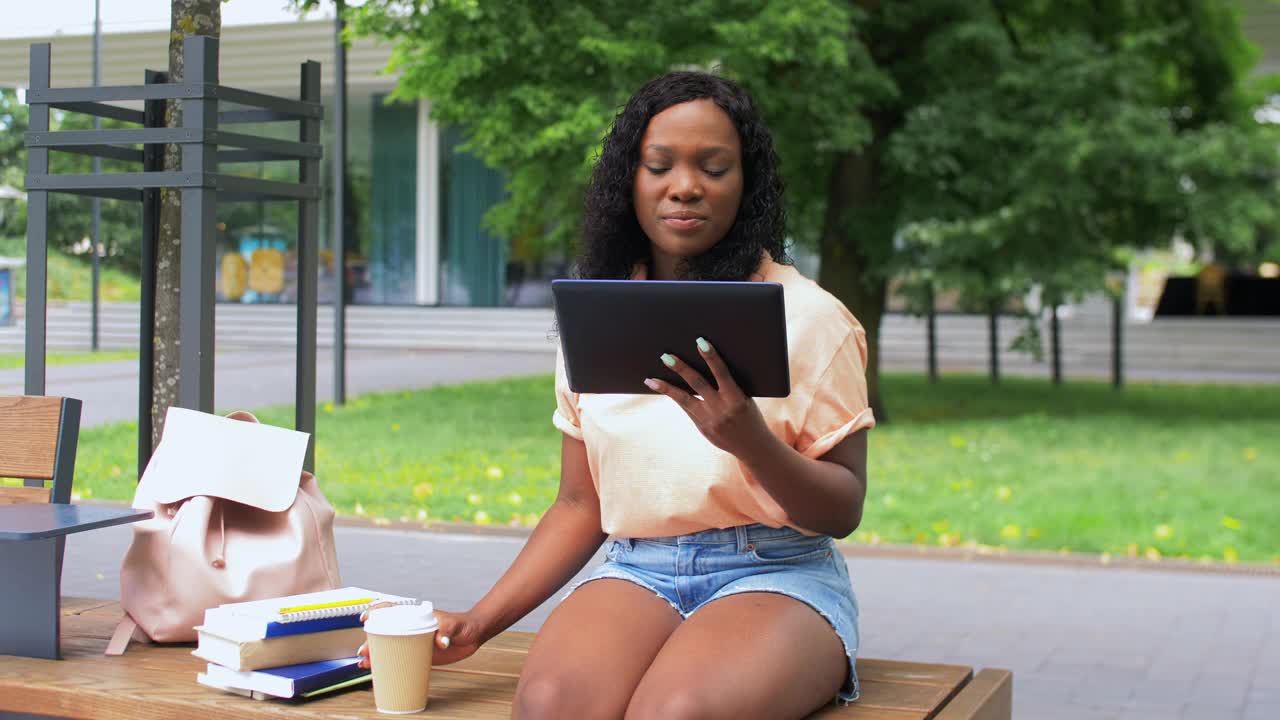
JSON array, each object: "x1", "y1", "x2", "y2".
[{"x1": 567, "y1": 523, "x2": 860, "y2": 704}]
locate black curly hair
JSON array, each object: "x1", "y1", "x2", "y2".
[{"x1": 576, "y1": 71, "x2": 790, "y2": 281}]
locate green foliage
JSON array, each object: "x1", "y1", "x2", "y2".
[
  {"x1": 891, "y1": 6, "x2": 1280, "y2": 312},
  {"x1": 344, "y1": 0, "x2": 1274, "y2": 280},
  {"x1": 342, "y1": 0, "x2": 890, "y2": 252},
  {"x1": 69, "y1": 373, "x2": 1280, "y2": 564},
  {"x1": 0, "y1": 89, "x2": 144, "y2": 271}
]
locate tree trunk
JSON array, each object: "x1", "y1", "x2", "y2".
[
  {"x1": 817, "y1": 128, "x2": 895, "y2": 424},
  {"x1": 151, "y1": 1, "x2": 221, "y2": 449}
]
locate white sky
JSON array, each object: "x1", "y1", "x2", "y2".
[{"x1": 1, "y1": 0, "x2": 340, "y2": 39}]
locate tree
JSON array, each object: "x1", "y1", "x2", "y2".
[
  {"x1": 0, "y1": 89, "x2": 26, "y2": 200},
  {"x1": 891, "y1": 2, "x2": 1279, "y2": 335},
  {"x1": 346, "y1": 0, "x2": 1275, "y2": 420},
  {"x1": 1, "y1": 89, "x2": 142, "y2": 267},
  {"x1": 152, "y1": 0, "x2": 222, "y2": 449}
]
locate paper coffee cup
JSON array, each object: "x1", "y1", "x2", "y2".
[{"x1": 364, "y1": 603, "x2": 439, "y2": 714}]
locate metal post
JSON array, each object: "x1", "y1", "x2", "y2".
[
  {"x1": 988, "y1": 305, "x2": 1000, "y2": 384},
  {"x1": 24, "y1": 44, "x2": 51, "y2": 400},
  {"x1": 0, "y1": 539, "x2": 61, "y2": 659},
  {"x1": 333, "y1": 1, "x2": 348, "y2": 406},
  {"x1": 177, "y1": 37, "x2": 218, "y2": 413},
  {"x1": 298, "y1": 60, "x2": 321, "y2": 471},
  {"x1": 90, "y1": 0, "x2": 102, "y2": 352},
  {"x1": 1112, "y1": 290, "x2": 1124, "y2": 390},
  {"x1": 1050, "y1": 304, "x2": 1062, "y2": 385},
  {"x1": 925, "y1": 283, "x2": 938, "y2": 383},
  {"x1": 138, "y1": 69, "x2": 166, "y2": 475}
]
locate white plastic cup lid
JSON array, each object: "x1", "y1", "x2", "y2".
[{"x1": 364, "y1": 602, "x2": 438, "y2": 636}]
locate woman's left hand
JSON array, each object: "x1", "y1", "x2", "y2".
[{"x1": 645, "y1": 337, "x2": 776, "y2": 460}]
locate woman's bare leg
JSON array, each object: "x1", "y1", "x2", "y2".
[
  {"x1": 514, "y1": 578, "x2": 682, "y2": 720},
  {"x1": 625, "y1": 592, "x2": 847, "y2": 720}
]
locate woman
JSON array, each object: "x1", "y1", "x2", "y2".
[{"x1": 361, "y1": 71, "x2": 874, "y2": 719}]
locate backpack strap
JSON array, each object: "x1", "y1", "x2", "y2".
[{"x1": 104, "y1": 615, "x2": 145, "y2": 656}]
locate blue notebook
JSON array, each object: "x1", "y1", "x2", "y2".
[
  {"x1": 201, "y1": 587, "x2": 418, "y2": 640},
  {"x1": 203, "y1": 657, "x2": 365, "y2": 698}
]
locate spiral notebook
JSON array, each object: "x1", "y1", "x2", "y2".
[{"x1": 202, "y1": 587, "x2": 418, "y2": 640}]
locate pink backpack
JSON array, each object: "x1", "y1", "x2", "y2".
[{"x1": 106, "y1": 411, "x2": 342, "y2": 653}]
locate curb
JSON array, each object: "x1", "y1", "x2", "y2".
[
  {"x1": 836, "y1": 541, "x2": 1280, "y2": 578},
  {"x1": 79, "y1": 501, "x2": 1280, "y2": 578},
  {"x1": 336, "y1": 515, "x2": 535, "y2": 539},
  {"x1": 334, "y1": 514, "x2": 1280, "y2": 579}
]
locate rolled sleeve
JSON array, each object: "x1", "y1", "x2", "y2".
[{"x1": 795, "y1": 328, "x2": 876, "y2": 458}]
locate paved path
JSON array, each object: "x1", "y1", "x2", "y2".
[
  {"x1": 0, "y1": 349, "x2": 555, "y2": 428},
  {"x1": 61, "y1": 521, "x2": 1280, "y2": 720}
]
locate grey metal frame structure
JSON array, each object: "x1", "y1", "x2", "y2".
[
  {"x1": 333, "y1": 0, "x2": 349, "y2": 406},
  {"x1": 23, "y1": 36, "x2": 323, "y2": 470}
]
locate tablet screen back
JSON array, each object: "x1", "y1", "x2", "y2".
[{"x1": 551, "y1": 279, "x2": 790, "y2": 397}]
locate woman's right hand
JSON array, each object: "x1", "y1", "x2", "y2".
[
  {"x1": 423, "y1": 610, "x2": 485, "y2": 665},
  {"x1": 356, "y1": 605, "x2": 488, "y2": 669}
]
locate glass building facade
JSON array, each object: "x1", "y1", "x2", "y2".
[{"x1": 213, "y1": 91, "x2": 568, "y2": 308}]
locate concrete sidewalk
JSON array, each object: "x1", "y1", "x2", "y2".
[{"x1": 61, "y1": 522, "x2": 1280, "y2": 720}]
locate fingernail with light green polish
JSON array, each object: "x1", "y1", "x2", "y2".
[
  {"x1": 661, "y1": 353, "x2": 676, "y2": 367},
  {"x1": 696, "y1": 337, "x2": 711, "y2": 353}
]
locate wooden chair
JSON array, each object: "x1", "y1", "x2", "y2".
[
  {"x1": 0, "y1": 395, "x2": 82, "y2": 659},
  {"x1": 0, "y1": 395, "x2": 82, "y2": 506}
]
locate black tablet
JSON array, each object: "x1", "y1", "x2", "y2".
[{"x1": 551, "y1": 279, "x2": 790, "y2": 397}]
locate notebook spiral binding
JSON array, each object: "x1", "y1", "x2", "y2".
[{"x1": 276, "y1": 597, "x2": 414, "y2": 623}]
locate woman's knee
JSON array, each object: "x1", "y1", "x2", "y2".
[
  {"x1": 626, "y1": 685, "x2": 719, "y2": 720},
  {"x1": 514, "y1": 672, "x2": 623, "y2": 720},
  {"x1": 512, "y1": 674, "x2": 569, "y2": 720}
]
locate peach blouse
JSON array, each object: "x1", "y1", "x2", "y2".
[{"x1": 553, "y1": 257, "x2": 875, "y2": 537}]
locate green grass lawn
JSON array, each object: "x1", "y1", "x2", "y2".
[
  {"x1": 0, "y1": 350, "x2": 139, "y2": 370},
  {"x1": 0, "y1": 237, "x2": 141, "y2": 302},
  {"x1": 65, "y1": 373, "x2": 1280, "y2": 565}
]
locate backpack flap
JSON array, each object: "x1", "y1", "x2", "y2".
[{"x1": 133, "y1": 407, "x2": 311, "y2": 512}]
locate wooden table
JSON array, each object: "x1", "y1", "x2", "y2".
[{"x1": 0, "y1": 599, "x2": 1011, "y2": 719}]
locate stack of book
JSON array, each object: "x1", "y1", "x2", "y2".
[{"x1": 194, "y1": 586, "x2": 417, "y2": 701}]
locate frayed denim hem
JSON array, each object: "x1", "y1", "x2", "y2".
[{"x1": 564, "y1": 572, "x2": 687, "y2": 619}]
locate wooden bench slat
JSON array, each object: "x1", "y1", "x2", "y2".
[
  {"x1": 0, "y1": 600, "x2": 1003, "y2": 719},
  {"x1": 0, "y1": 485, "x2": 52, "y2": 504},
  {"x1": 857, "y1": 658, "x2": 974, "y2": 686},
  {"x1": 809, "y1": 706, "x2": 928, "y2": 720},
  {"x1": 0, "y1": 395, "x2": 63, "y2": 480},
  {"x1": 62, "y1": 597, "x2": 118, "y2": 615},
  {"x1": 934, "y1": 668, "x2": 1013, "y2": 720},
  {"x1": 853, "y1": 677, "x2": 967, "y2": 713}
]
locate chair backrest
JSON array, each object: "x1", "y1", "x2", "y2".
[{"x1": 0, "y1": 395, "x2": 82, "y2": 505}]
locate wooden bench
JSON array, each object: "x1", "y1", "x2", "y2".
[{"x1": 0, "y1": 598, "x2": 1011, "y2": 719}]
